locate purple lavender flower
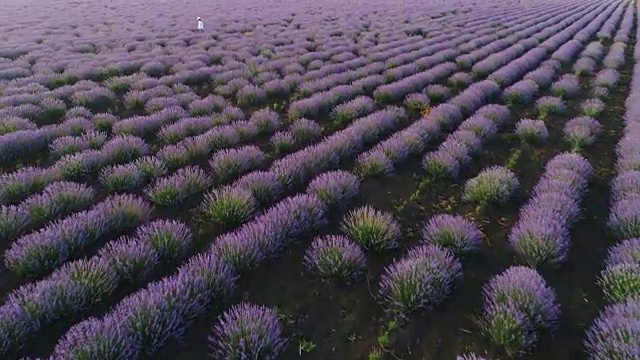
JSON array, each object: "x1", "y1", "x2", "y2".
[
  {"x1": 100, "y1": 236, "x2": 159, "y2": 283},
  {"x1": 341, "y1": 206, "x2": 400, "y2": 251},
  {"x1": 53, "y1": 315, "x2": 140, "y2": 359},
  {"x1": 145, "y1": 166, "x2": 212, "y2": 206},
  {"x1": 515, "y1": 119, "x2": 549, "y2": 143},
  {"x1": 604, "y1": 238, "x2": 640, "y2": 267},
  {"x1": 378, "y1": 244, "x2": 462, "y2": 316},
  {"x1": 201, "y1": 186, "x2": 258, "y2": 229},
  {"x1": 594, "y1": 69, "x2": 620, "y2": 89},
  {"x1": 249, "y1": 109, "x2": 282, "y2": 135},
  {"x1": 422, "y1": 214, "x2": 483, "y2": 255},
  {"x1": 188, "y1": 94, "x2": 228, "y2": 116},
  {"x1": 355, "y1": 151, "x2": 393, "y2": 178},
  {"x1": 101, "y1": 135, "x2": 150, "y2": 164},
  {"x1": 481, "y1": 266, "x2": 560, "y2": 355},
  {"x1": 39, "y1": 97, "x2": 66, "y2": 123},
  {"x1": 503, "y1": 80, "x2": 539, "y2": 107},
  {"x1": 209, "y1": 146, "x2": 267, "y2": 184},
  {"x1": 474, "y1": 104, "x2": 510, "y2": 126},
  {"x1": 482, "y1": 303, "x2": 538, "y2": 357},
  {"x1": 404, "y1": 93, "x2": 430, "y2": 112},
  {"x1": 451, "y1": 130, "x2": 482, "y2": 152},
  {"x1": 429, "y1": 104, "x2": 463, "y2": 128},
  {"x1": 463, "y1": 166, "x2": 519, "y2": 205},
  {"x1": 269, "y1": 131, "x2": 296, "y2": 154},
  {"x1": 573, "y1": 57, "x2": 597, "y2": 76},
  {"x1": 551, "y1": 74, "x2": 580, "y2": 99},
  {"x1": 209, "y1": 303, "x2": 286, "y2": 360},
  {"x1": 581, "y1": 98, "x2": 606, "y2": 117},
  {"x1": 598, "y1": 263, "x2": 640, "y2": 304},
  {"x1": 135, "y1": 219, "x2": 193, "y2": 263},
  {"x1": 425, "y1": 84, "x2": 451, "y2": 103},
  {"x1": 423, "y1": 150, "x2": 462, "y2": 179},
  {"x1": 307, "y1": 170, "x2": 360, "y2": 207},
  {"x1": 0, "y1": 167, "x2": 56, "y2": 205},
  {"x1": 330, "y1": 96, "x2": 375, "y2": 126},
  {"x1": 524, "y1": 67, "x2": 556, "y2": 88},
  {"x1": 93, "y1": 113, "x2": 118, "y2": 134},
  {"x1": 0, "y1": 117, "x2": 36, "y2": 135},
  {"x1": 289, "y1": 118, "x2": 322, "y2": 145},
  {"x1": 536, "y1": 96, "x2": 565, "y2": 119},
  {"x1": 235, "y1": 171, "x2": 283, "y2": 204},
  {"x1": 5, "y1": 195, "x2": 151, "y2": 278},
  {"x1": 236, "y1": 84, "x2": 267, "y2": 106},
  {"x1": 584, "y1": 296, "x2": 640, "y2": 360},
  {"x1": 303, "y1": 235, "x2": 366, "y2": 282},
  {"x1": 591, "y1": 86, "x2": 609, "y2": 99},
  {"x1": 448, "y1": 72, "x2": 473, "y2": 88},
  {"x1": 509, "y1": 201, "x2": 573, "y2": 267},
  {"x1": 563, "y1": 116, "x2": 602, "y2": 151}
]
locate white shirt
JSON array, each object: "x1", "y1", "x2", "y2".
[{"x1": 197, "y1": 20, "x2": 204, "y2": 30}]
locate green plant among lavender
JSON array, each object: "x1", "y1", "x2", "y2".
[
  {"x1": 303, "y1": 235, "x2": 367, "y2": 282},
  {"x1": 463, "y1": 166, "x2": 519, "y2": 206},
  {"x1": 341, "y1": 206, "x2": 401, "y2": 251}
]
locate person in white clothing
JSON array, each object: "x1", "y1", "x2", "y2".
[{"x1": 197, "y1": 17, "x2": 204, "y2": 32}]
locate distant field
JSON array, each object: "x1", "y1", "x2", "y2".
[{"x1": 0, "y1": 0, "x2": 639, "y2": 359}]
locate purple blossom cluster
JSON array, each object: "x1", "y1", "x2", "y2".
[
  {"x1": 379, "y1": 244, "x2": 462, "y2": 316},
  {"x1": 303, "y1": 235, "x2": 367, "y2": 282},
  {"x1": 0, "y1": 220, "x2": 193, "y2": 354},
  {"x1": 113, "y1": 107, "x2": 187, "y2": 137},
  {"x1": 551, "y1": 74, "x2": 581, "y2": 99},
  {"x1": 272, "y1": 107, "x2": 405, "y2": 187},
  {"x1": 509, "y1": 153, "x2": 592, "y2": 267},
  {"x1": 330, "y1": 96, "x2": 376, "y2": 126},
  {"x1": 209, "y1": 145, "x2": 267, "y2": 184},
  {"x1": 584, "y1": 296, "x2": 640, "y2": 360},
  {"x1": 422, "y1": 106, "x2": 508, "y2": 179},
  {"x1": 49, "y1": 131, "x2": 108, "y2": 158},
  {"x1": 598, "y1": 238, "x2": 640, "y2": 303},
  {"x1": 515, "y1": 119, "x2": 549, "y2": 143},
  {"x1": 502, "y1": 79, "x2": 539, "y2": 107},
  {"x1": 341, "y1": 206, "x2": 400, "y2": 251},
  {"x1": 480, "y1": 266, "x2": 560, "y2": 356},
  {"x1": 157, "y1": 116, "x2": 217, "y2": 144},
  {"x1": 145, "y1": 166, "x2": 212, "y2": 206},
  {"x1": 463, "y1": 166, "x2": 519, "y2": 205},
  {"x1": 603, "y1": 42, "x2": 626, "y2": 70},
  {"x1": 306, "y1": 170, "x2": 360, "y2": 208},
  {"x1": 0, "y1": 181, "x2": 94, "y2": 241},
  {"x1": 421, "y1": 214, "x2": 483, "y2": 256},
  {"x1": 100, "y1": 156, "x2": 167, "y2": 193},
  {"x1": 563, "y1": 116, "x2": 603, "y2": 151},
  {"x1": 52, "y1": 193, "x2": 326, "y2": 358},
  {"x1": 581, "y1": 98, "x2": 606, "y2": 117},
  {"x1": 535, "y1": 96, "x2": 565, "y2": 119},
  {"x1": 0, "y1": 166, "x2": 61, "y2": 205},
  {"x1": 373, "y1": 62, "x2": 456, "y2": 104},
  {"x1": 5, "y1": 194, "x2": 152, "y2": 278},
  {"x1": 209, "y1": 303, "x2": 286, "y2": 360},
  {"x1": 594, "y1": 69, "x2": 620, "y2": 89}
]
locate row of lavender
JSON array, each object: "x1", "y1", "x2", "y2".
[
  {"x1": 0, "y1": 0, "x2": 632, "y2": 358},
  {"x1": 583, "y1": 1, "x2": 640, "y2": 359},
  {"x1": 0, "y1": 0, "x2": 599, "y2": 283}
]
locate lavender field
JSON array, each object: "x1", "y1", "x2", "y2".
[{"x1": 0, "y1": 0, "x2": 639, "y2": 359}]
